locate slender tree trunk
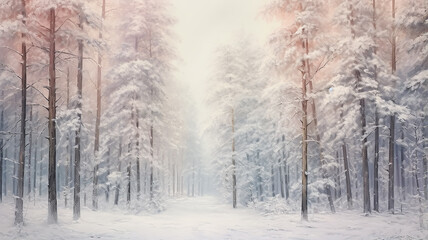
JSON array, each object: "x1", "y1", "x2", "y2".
[
  {"x1": 360, "y1": 95, "x2": 371, "y2": 214},
  {"x1": 150, "y1": 125, "x2": 154, "y2": 200},
  {"x1": 301, "y1": 36, "x2": 309, "y2": 221},
  {"x1": 65, "y1": 68, "x2": 70, "y2": 208},
  {"x1": 231, "y1": 108, "x2": 237, "y2": 208},
  {"x1": 127, "y1": 161, "x2": 131, "y2": 205},
  {"x1": 422, "y1": 117, "x2": 427, "y2": 200},
  {"x1": 388, "y1": 0, "x2": 397, "y2": 213},
  {"x1": 282, "y1": 137, "x2": 289, "y2": 199},
  {"x1": 271, "y1": 165, "x2": 275, "y2": 197},
  {"x1": 278, "y1": 158, "x2": 285, "y2": 198},
  {"x1": 127, "y1": 143, "x2": 131, "y2": 205},
  {"x1": 15, "y1": 0, "x2": 27, "y2": 225},
  {"x1": 48, "y1": 7, "x2": 58, "y2": 224},
  {"x1": 400, "y1": 126, "x2": 406, "y2": 202},
  {"x1": 372, "y1": 0, "x2": 380, "y2": 212},
  {"x1": 73, "y1": 14, "x2": 84, "y2": 221},
  {"x1": 27, "y1": 104, "x2": 33, "y2": 199},
  {"x1": 0, "y1": 92, "x2": 4, "y2": 202},
  {"x1": 106, "y1": 148, "x2": 110, "y2": 202},
  {"x1": 93, "y1": 0, "x2": 106, "y2": 210},
  {"x1": 173, "y1": 163, "x2": 176, "y2": 196},
  {"x1": 4, "y1": 148, "x2": 7, "y2": 197},
  {"x1": 342, "y1": 144, "x2": 353, "y2": 208},
  {"x1": 33, "y1": 137, "x2": 37, "y2": 204},
  {"x1": 114, "y1": 141, "x2": 122, "y2": 205},
  {"x1": 135, "y1": 114, "x2": 141, "y2": 200},
  {"x1": 285, "y1": 164, "x2": 290, "y2": 199},
  {"x1": 374, "y1": 108, "x2": 380, "y2": 211},
  {"x1": 39, "y1": 143, "x2": 42, "y2": 197}
]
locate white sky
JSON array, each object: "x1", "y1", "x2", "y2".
[{"x1": 172, "y1": 0, "x2": 273, "y2": 124}]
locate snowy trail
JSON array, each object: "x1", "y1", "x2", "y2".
[{"x1": 0, "y1": 196, "x2": 427, "y2": 240}]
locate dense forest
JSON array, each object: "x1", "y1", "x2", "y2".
[{"x1": 0, "y1": 0, "x2": 427, "y2": 238}]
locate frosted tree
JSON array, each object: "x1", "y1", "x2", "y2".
[
  {"x1": 265, "y1": 0, "x2": 336, "y2": 219},
  {"x1": 104, "y1": 0, "x2": 175, "y2": 209}
]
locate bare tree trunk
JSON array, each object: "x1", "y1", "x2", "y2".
[
  {"x1": 106, "y1": 148, "x2": 110, "y2": 202},
  {"x1": 33, "y1": 137, "x2": 37, "y2": 204},
  {"x1": 39, "y1": 142, "x2": 42, "y2": 197},
  {"x1": 422, "y1": 116, "x2": 427, "y2": 200},
  {"x1": 0, "y1": 92, "x2": 4, "y2": 202},
  {"x1": 231, "y1": 108, "x2": 237, "y2": 208},
  {"x1": 400, "y1": 126, "x2": 406, "y2": 201},
  {"x1": 27, "y1": 104, "x2": 33, "y2": 199},
  {"x1": 271, "y1": 165, "x2": 275, "y2": 197},
  {"x1": 278, "y1": 157, "x2": 285, "y2": 198},
  {"x1": 135, "y1": 114, "x2": 141, "y2": 200},
  {"x1": 93, "y1": 0, "x2": 106, "y2": 210},
  {"x1": 65, "y1": 68, "x2": 70, "y2": 208},
  {"x1": 15, "y1": 0, "x2": 28, "y2": 225},
  {"x1": 372, "y1": 0, "x2": 380, "y2": 212},
  {"x1": 48, "y1": 7, "x2": 58, "y2": 224},
  {"x1": 127, "y1": 143, "x2": 131, "y2": 205},
  {"x1": 127, "y1": 161, "x2": 131, "y2": 205},
  {"x1": 282, "y1": 137, "x2": 289, "y2": 199},
  {"x1": 388, "y1": 0, "x2": 397, "y2": 213},
  {"x1": 342, "y1": 144, "x2": 353, "y2": 208},
  {"x1": 301, "y1": 36, "x2": 308, "y2": 221},
  {"x1": 114, "y1": 141, "x2": 122, "y2": 205},
  {"x1": 172, "y1": 163, "x2": 176, "y2": 196},
  {"x1": 374, "y1": 108, "x2": 380, "y2": 211},
  {"x1": 286, "y1": 164, "x2": 290, "y2": 199},
  {"x1": 73, "y1": 14, "x2": 84, "y2": 221},
  {"x1": 150, "y1": 125, "x2": 154, "y2": 201},
  {"x1": 360, "y1": 95, "x2": 371, "y2": 214}
]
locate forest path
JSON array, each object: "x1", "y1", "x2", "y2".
[{"x1": 0, "y1": 196, "x2": 427, "y2": 239}]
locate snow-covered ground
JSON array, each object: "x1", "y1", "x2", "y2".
[{"x1": 0, "y1": 196, "x2": 427, "y2": 240}]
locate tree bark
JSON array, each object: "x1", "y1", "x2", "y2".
[
  {"x1": 401, "y1": 125, "x2": 406, "y2": 201},
  {"x1": 374, "y1": 108, "x2": 380, "y2": 211},
  {"x1": 65, "y1": 68, "x2": 70, "y2": 208},
  {"x1": 231, "y1": 108, "x2": 237, "y2": 208},
  {"x1": 301, "y1": 36, "x2": 308, "y2": 221},
  {"x1": 372, "y1": 0, "x2": 380, "y2": 212},
  {"x1": 114, "y1": 141, "x2": 122, "y2": 205},
  {"x1": 73, "y1": 14, "x2": 84, "y2": 221},
  {"x1": 342, "y1": 144, "x2": 353, "y2": 209},
  {"x1": 278, "y1": 157, "x2": 285, "y2": 198},
  {"x1": 388, "y1": 0, "x2": 397, "y2": 213},
  {"x1": 27, "y1": 104, "x2": 33, "y2": 199},
  {"x1": 33, "y1": 136, "x2": 37, "y2": 204},
  {"x1": 0, "y1": 99, "x2": 3, "y2": 202},
  {"x1": 127, "y1": 143, "x2": 131, "y2": 205},
  {"x1": 48, "y1": 7, "x2": 58, "y2": 224},
  {"x1": 359, "y1": 95, "x2": 371, "y2": 214},
  {"x1": 422, "y1": 116, "x2": 427, "y2": 200},
  {"x1": 106, "y1": 148, "x2": 110, "y2": 202},
  {"x1": 93, "y1": 0, "x2": 106, "y2": 210},
  {"x1": 15, "y1": 0, "x2": 27, "y2": 225},
  {"x1": 150, "y1": 125, "x2": 154, "y2": 200}
]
